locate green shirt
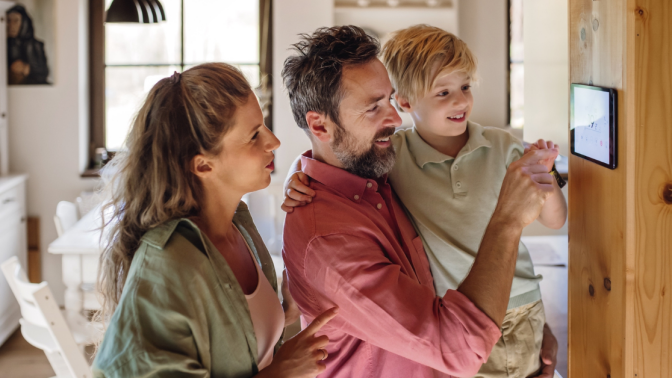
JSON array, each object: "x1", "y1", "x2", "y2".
[
  {"x1": 390, "y1": 121, "x2": 542, "y2": 310},
  {"x1": 93, "y1": 202, "x2": 282, "y2": 378}
]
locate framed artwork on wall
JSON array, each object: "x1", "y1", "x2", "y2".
[{"x1": 6, "y1": 0, "x2": 54, "y2": 85}]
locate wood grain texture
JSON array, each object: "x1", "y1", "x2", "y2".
[
  {"x1": 568, "y1": 1, "x2": 631, "y2": 377},
  {"x1": 632, "y1": 0, "x2": 672, "y2": 376},
  {"x1": 569, "y1": 0, "x2": 672, "y2": 376}
]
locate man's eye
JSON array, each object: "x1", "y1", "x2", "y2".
[
  {"x1": 251, "y1": 131, "x2": 259, "y2": 140},
  {"x1": 368, "y1": 106, "x2": 378, "y2": 112}
]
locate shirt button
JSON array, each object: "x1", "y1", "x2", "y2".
[
  {"x1": 354, "y1": 194, "x2": 360, "y2": 200},
  {"x1": 377, "y1": 203, "x2": 382, "y2": 209},
  {"x1": 366, "y1": 182, "x2": 373, "y2": 188},
  {"x1": 453, "y1": 164, "x2": 459, "y2": 171},
  {"x1": 456, "y1": 182, "x2": 462, "y2": 189}
]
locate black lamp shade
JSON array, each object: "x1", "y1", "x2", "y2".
[{"x1": 106, "y1": 0, "x2": 166, "y2": 23}]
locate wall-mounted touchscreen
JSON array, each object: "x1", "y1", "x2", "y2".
[{"x1": 570, "y1": 84, "x2": 617, "y2": 169}]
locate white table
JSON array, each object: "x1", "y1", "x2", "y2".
[
  {"x1": 48, "y1": 205, "x2": 109, "y2": 314},
  {"x1": 47, "y1": 204, "x2": 286, "y2": 315}
]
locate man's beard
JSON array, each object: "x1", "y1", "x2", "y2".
[{"x1": 331, "y1": 125, "x2": 396, "y2": 179}]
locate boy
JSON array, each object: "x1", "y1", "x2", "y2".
[{"x1": 283, "y1": 25, "x2": 566, "y2": 377}]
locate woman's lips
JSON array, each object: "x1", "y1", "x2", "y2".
[{"x1": 266, "y1": 160, "x2": 275, "y2": 170}]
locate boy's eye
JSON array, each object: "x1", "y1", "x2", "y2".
[
  {"x1": 462, "y1": 85, "x2": 471, "y2": 91},
  {"x1": 438, "y1": 91, "x2": 449, "y2": 96}
]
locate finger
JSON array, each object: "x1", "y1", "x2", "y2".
[
  {"x1": 283, "y1": 198, "x2": 307, "y2": 209},
  {"x1": 312, "y1": 348, "x2": 328, "y2": 361},
  {"x1": 280, "y1": 204, "x2": 294, "y2": 213},
  {"x1": 287, "y1": 188, "x2": 313, "y2": 202},
  {"x1": 312, "y1": 334, "x2": 330, "y2": 349},
  {"x1": 530, "y1": 173, "x2": 555, "y2": 185},
  {"x1": 537, "y1": 139, "x2": 547, "y2": 149},
  {"x1": 525, "y1": 164, "x2": 553, "y2": 174},
  {"x1": 546, "y1": 140, "x2": 554, "y2": 150},
  {"x1": 535, "y1": 364, "x2": 555, "y2": 378},
  {"x1": 302, "y1": 307, "x2": 339, "y2": 337},
  {"x1": 518, "y1": 149, "x2": 558, "y2": 166},
  {"x1": 298, "y1": 172, "x2": 313, "y2": 188},
  {"x1": 554, "y1": 143, "x2": 559, "y2": 150},
  {"x1": 290, "y1": 176, "x2": 317, "y2": 198}
]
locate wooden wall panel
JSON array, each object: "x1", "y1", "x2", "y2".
[
  {"x1": 569, "y1": 0, "x2": 672, "y2": 376},
  {"x1": 632, "y1": 1, "x2": 672, "y2": 376}
]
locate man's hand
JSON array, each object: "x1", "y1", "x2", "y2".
[
  {"x1": 531, "y1": 324, "x2": 558, "y2": 377},
  {"x1": 524, "y1": 139, "x2": 559, "y2": 172},
  {"x1": 492, "y1": 148, "x2": 558, "y2": 230}
]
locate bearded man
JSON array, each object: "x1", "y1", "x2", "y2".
[{"x1": 280, "y1": 25, "x2": 557, "y2": 378}]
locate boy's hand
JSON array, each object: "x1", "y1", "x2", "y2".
[
  {"x1": 281, "y1": 171, "x2": 316, "y2": 213},
  {"x1": 524, "y1": 139, "x2": 559, "y2": 172}
]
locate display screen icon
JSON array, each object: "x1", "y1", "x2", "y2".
[{"x1": 570, "y1": 84, "x2": 617, "y2": 170}]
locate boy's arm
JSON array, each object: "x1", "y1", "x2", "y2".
[{"x1": 281, "y1": 153, "x2": 315, "y2": 213}]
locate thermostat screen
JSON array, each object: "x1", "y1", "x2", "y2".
[{"x1": 572, "y1": 86, "x2": 611, "y2": 164}]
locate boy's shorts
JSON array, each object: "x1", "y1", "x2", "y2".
[{"x1": 470, "y1": 299, "x2": 546, "y2": 378}]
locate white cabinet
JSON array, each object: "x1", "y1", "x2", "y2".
[{"x1": 0, "y1": 175, "x2": 28, "y2": 346}]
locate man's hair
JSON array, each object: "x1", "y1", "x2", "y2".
[
  {"x1": 382, "y1": 25, "x2": 477, "y2": 103},
  {"x1": 282, "y1": 25, "x2": 380, "y2": 130}
]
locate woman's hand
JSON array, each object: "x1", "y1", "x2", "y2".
[
  {"x1": 281, "y1": 171, "x2": 315, "y2": 213},
  {"x1": 281, "y1": 269, "x2": 301, "y2": 327},
  {"x1": 260, "y1": 307, "x2": 339, "y2": 378}
]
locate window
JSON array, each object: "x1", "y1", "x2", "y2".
[
  {"x1": 509, "y1": 0, "x2": 524, "y2": 129},
  {"x1": 94, "y1": 0, "x2": 261, "y2": 152}
]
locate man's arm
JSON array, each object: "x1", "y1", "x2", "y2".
[{"x1": 458, "y1": 149, "x2": 556, "y2": 327}]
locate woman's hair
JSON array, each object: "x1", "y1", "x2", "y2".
[{"x1": 95, "y1": 63, "x2": 252, "y2": 334}]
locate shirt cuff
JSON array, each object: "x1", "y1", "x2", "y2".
[{"x1": 442, "y1": 289, "x2": 502, "y2": 357}]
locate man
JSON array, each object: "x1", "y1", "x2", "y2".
[{"x1": 281, "y1": 25, "x2": 558, "y2": 377}]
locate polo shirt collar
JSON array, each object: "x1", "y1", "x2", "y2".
[
  {"x1": 407, "y1": 121, "x2": 492, "y2": 168},
  {"x1": 301, "y1": 151, "x2": 383, "y2": 203}
]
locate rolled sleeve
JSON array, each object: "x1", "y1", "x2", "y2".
[{"x1": 303, "y1": 233, "x2": 501, "y2": 376}]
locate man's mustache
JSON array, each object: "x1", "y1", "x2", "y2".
[{"x1": 372, "y1": 128, "x2": 396, "y2": 141}]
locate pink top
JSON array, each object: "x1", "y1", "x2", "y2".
[
  {"x1": 237, "y1": 227, "x2": 285, "y2": 370},
  {"x1": 282, "y1": 152, "x2": 501, "y2": 378}
]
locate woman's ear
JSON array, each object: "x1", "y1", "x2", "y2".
[
  {"x1": 395, "y1": 94, "x2": 413, "y2": 113},
  {"x1": 305, "y1": 111, "x2": 332, "y2": 143},
  {"x1": 190, "y1": 154, "x2": 213, "y2": 179}
]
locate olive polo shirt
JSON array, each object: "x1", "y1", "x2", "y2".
[{"x1": 389, "y1": 121, "x2": 542, "y2": 310}]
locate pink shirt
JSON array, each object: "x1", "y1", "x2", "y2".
[{"x1": 282, "y1": 152, "x2": 502, "y2": 378}]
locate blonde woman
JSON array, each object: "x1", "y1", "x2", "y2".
[{"x1": 93, "y1": 63, "x2": 337, "y2": 378}]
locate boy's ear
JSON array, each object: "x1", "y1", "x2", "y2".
[
  {"x1": 395, "y1": 94, "x2": 413, "y2": 113},
  {"x1": 190, "y1": 154, "x2": 214, "y2": 179},
  {"x1": 306, "y1": 111, "x2": 332, "y2": 143}
]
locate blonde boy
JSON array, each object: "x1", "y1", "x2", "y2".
[
  {"x1": 381, "y1": 25, "x2": 566, "y2": 377},
  {"x1": 283, "y1": 25, "x2": 566, "y2": 377}
]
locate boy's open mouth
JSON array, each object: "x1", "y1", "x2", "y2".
[{"x1": 447, "y1": 113, "x2": 466, "y2": 122}]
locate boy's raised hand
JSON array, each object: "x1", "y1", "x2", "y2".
[
  {"x1": 524, "y1": 139, "x2": 559, "y2": 172},
  {"x1": 281, "y1": 171, "x2": 316, "y2": 213}
]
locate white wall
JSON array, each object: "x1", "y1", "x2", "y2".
[
  {"x1": 522, "y1": 0, "x2": 569, "y2": 156},
  {"x1": 458, "y1": 0, "x2": 509, "y2": 128},
  {"x1": 272, "y1": 0, "x2": 333, "y2": 183},
  {"x1": 8, "y1": 0, "x2": 97, "y2": 305}
]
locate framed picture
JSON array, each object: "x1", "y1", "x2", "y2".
[{"x1": 7, "y1": 0, "x2": 54, "y2": 85}]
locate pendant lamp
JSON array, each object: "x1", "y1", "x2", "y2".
[{"x1": 106, "y1": 0, "x2": 166, "y2": 23}]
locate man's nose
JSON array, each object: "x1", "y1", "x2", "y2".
[{"x1": 385, "y1": 102, "x2": 402, "y2": 128}]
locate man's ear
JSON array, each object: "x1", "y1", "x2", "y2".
[
  {"x1": 190, "y1": 154, "x2": 214, "y2": 179},
  {"x1": 395, "y1": 94, "x2": 413, "y2": 113},
  {"x1": 305, "y1": 111, "x2": 332, "y2": 143}
]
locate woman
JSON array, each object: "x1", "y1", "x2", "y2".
[
  {"x1": 6, "y1": 5, "x2": 49, "y2": 85},
  {"x1": 93, "y1": 63, "x2": 337, "y2": 377}
]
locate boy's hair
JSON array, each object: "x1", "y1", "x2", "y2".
[
  {"x1": 282, "y1": 25, "x2": 380, "y2": 130},
  {"x1": 382, "y1": 25, "x2": 477, "y2": 103}
]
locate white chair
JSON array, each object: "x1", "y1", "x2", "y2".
[
  {"x1": 54, "y1": 201, "x2": 79, "y2": 237},
  {"x1": 1, "y1": 256, "x2": 92, "y2": 378}
]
